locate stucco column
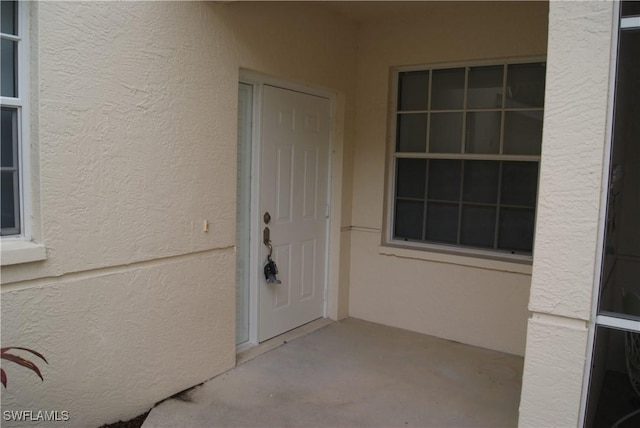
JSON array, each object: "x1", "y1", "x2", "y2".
[{"x1": 518, "y1": 1, "x2": 615, "y2": 427}]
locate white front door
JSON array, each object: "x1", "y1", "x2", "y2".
[{"x1": 258, "y1": 85, "x2": 330, "y2": 342}]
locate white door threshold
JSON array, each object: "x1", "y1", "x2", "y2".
[{"x1": 236, "y1": 318, "x2": 333, "y2": 366}]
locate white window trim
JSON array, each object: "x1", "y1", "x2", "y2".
[
  {"x1": 378, "y1": 245, "x2": 532, "y2": 275},
  {"x1": 1, "y1": 1, "x2": 44, "y2": 266},
  {"x1": 383, "y1": 57, "x2": 546, "y2": 263}
]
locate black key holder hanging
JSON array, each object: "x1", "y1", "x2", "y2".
[{"x1": 263, "y1": 226, "x2": 281, "y2": 284}]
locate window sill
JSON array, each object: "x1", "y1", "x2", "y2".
[
  {"x1": 1, "y1": 240, "x2": 46, "y2": 266},
  {"x1": 379, "y1": 244, "x2": 532, "y2": 275}
]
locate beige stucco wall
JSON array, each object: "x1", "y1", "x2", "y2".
[
  {"x1": 519, "y1": 1, "x2": 616, "y2": 426},
  {"x1": 348, "y1": 1, "x2": 548, "y2": 357},
  {"x1": 0, "y1": 2, "x2": 356, "y2": 426}
]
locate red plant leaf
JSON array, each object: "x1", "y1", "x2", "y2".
[
  {"x1": 1, "y1": 353, "x2": 44, "y2": 381},
  {"x1": 1, "y1": 347, "x2": 48, "y2": 364},
  {"x1": 1, "y1": 368, "x2": 6, "y2": 388}
]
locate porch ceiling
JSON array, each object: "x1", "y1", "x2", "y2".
[
  {"x1": 319, "y1": 1, "x2": 446, "y2": 23},
  {"x1": 318, "y1": 1, "x2": 544, "y2": 24}
]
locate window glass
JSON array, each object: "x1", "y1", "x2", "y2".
[
  {"x1": 461, "y1": 205, "x2": 496, "y2": 248},
  {"x1": 1, "y1": 0, "x2": 17, "y2": 35},
  {"x1": 503, "y1": 110, "x2": 543, "y2": 155},
  {"x1": 431, "y1": 68, "x2": 465, "y2": 110},
  {"x1": 586, "y1": 12, "x2": 640, "y2": 428},
  {"x1": 506, "y1": 63, "x2": 546, "y2": 108},
  {"x1": 395, "y1": 200, "x2": 424, "y2": 240},
  {"x1": 391, "y1": 61, "x2": 544, "y2": 256},
  {"x1": 621, "y1": 0, "x2": 640, "y2": 17},
  {"x1": 498, "y1": 208, "x2": 535, "y2": 252},
  {"x1": 396, "y1": 158, "x2": 426, "y2": 199},
  {"x1": 398, "y1": 70, "x2": 429, "y2": 111},
  {"x1": 425, "y1": 202, "x2": 458, "y2": 244},
  {"x1": 429, "y1": 112, "x2": 462, "y2": 153},
  {"x1": 465, "y1": 111, "x2": 501, "y2": 154},
  {"x1": 585, "y1": 327, "x2": 640, "y2": 427},
  {"x1": 467, "y1": 65, "x2": 503, "y2": 109},
  {"x1": 1, "y1": 108, "x2": 16, "y2": 167},
  {"x1": 1, "y1": 38, "x2": 17, "y2": 97},
  {"x1": 463, "y1": 161, "x2": 499, "y2": 204},
  {"x1": 0, "y1": 171, "x2": 17, "y2": 231},
  {"x1": 0, "y1": 1, "x2": 22, "y2": 236},
  {"x1": 596, "y1": 29, "x2": 640, "y2": 317},
  {"x1": 427, "y1": 159, "x2": 461, "y2": 202},
  {"x1": 0, "y1": 107, "x2": 19, "y2": 235},
  {"x1": 396, "y1": 113, "x2": 427, "y2": 152},
  {"x1": 501, "y1": 162, "x2": 538, "y2": 207}
]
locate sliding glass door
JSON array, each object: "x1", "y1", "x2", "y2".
[{"x1": 584, "y1": 3, "x2": 640, "y2": 427}]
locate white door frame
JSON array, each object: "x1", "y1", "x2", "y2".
[{"x1": 237, "y1": 70, "x2": 335, "y2": 351}]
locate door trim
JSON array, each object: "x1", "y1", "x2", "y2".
[{"x1": 237, "y1": 70, "x2": 336, "y2": 350}]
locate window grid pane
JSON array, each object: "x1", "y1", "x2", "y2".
[
  {"x1": 1, "y1": 38, "x2": 17, "y2": 97},
  {"x1": 395, "y1": 199, "x2": 424, "y2": 241},
  {"x1": 465, "y1": 111, "x2": 501, "y2": 154},
  {"x1": 429, "y1": 112, "x2": 462, "y2": 153},
  {"x1": 0, "y1": 170, "x2": 19, "y2": 234},
  {"x1": 392, "y1": 61, "x2": 544, "y2": 256},
  {"x1": 431, "y1": 68, "x2": 465, "y2": 110},
  {"x1": 393, "y1": 157, "x2": 539, "y2": 254},
  {"x1": 0, "y1": 0, "x2": 21, "y2": 236},
  {"x1": 396, "y1": 158, "x2": 426, "y2": 199},
  {"x1": 426, "y1": 202, "x2": 459, "y2": 244},
  {"x1": 467, "y1": 65, "x2": 504, "y2": 109},
  {"x1": 398, "y1": 70, "x2": 429, "y2": 111},
  {"x1": 1, "y1": 107, "x2": 20, "y2": 235},
  {"x1": 460, "y1": 205, "x2": 497, "y2": 248},
  {"x1": 1, "y1": 107, "x2": 17, "y2": 167},
  {"x1": 505, "y1": 63, "x2": 546, "y2": 109},
  {"x1": 1, "y1": 0, "x2": 17, "y2": 36}
]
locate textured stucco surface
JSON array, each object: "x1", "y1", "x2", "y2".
[
  {"x1": 528, "y1": 0, "x2": 615, "y2": 320},
  {"x1": 519, "y1": 316, "x2": 589, "y2": 427},
  {"x1": 3, "y1": 2, "x2": 237, "y2": 283},
  {"x1": 3, "y1": 1, "x2": 614, "y2": 425},
  {"x1": 348, "y1": 1, "x2": 548, "y2": 356},
  {"x1": 1, "y1": 251, "x2": 235, "y2": 427},
  {"x1": 1, "y1": 2, "x2": 356, "y2": 426},
  {"x1": 349, "y1": 232, "x2": 532, "y2": 356},
  {"x1": 519, "y1": 2, "x2": 615, "y2": 426}
]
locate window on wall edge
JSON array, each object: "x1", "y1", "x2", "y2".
[
  {"x1": 387, "y1": 59, "x2": 545, "y2": 259},
  {"x1": 1, "y1": 0, "x2": 24, "y2": 238},
  {"x1": 1, "y1": 1, "x2": 47, "y2": 266}
]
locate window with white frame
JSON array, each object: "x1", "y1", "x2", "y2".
[
  {"x1": 1, "y1": 0, "x2": 26, "y2": 236},
  {"x1": 388, "y1": 60, "x2": 545, "y2": 257}
]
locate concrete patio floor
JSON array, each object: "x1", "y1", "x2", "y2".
[{"x1": 143, "y1": 318, "x2": 523, "y2": 428}]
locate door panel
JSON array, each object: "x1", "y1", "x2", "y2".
[{"x1": 258, "y1": 85, "x2": 330, "y2": 342}]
